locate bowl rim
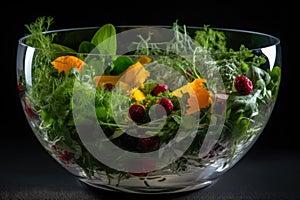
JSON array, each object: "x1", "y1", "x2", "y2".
[{"x1": 18, "y1": 25, "x2": 281, "y2": 53}]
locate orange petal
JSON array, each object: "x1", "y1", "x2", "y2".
[
  {"x1": 51, "y1": 56, "x2": 85, "y2": 73},
  {"x1": 116, "y1": 61, "x2": 150, "y2": 90},
  {"x1": 93, "y1": 75, "x2": 121, "y2": 88},
  {"x1": 138, "y1": 55, "x2": 152, "y2": 65},
  {"x1": 172, "y1": 78, "x2": 211, "y2": 114},
  {"x1": 93, "y1": 57, "x2": 151, "y2": 90}
]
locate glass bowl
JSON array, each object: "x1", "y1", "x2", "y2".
[{"x1": 16, "y1": 17, "x2": 281, "y2": 194}]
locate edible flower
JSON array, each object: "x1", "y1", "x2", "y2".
[
  {"x1": 93, "y1": 56, "x2": 151, "y2": 91},
  {"x1": 172, "y1": 78, "x2": 212, "y2": 114},
  {"x1": 51, "y1": 55, "x2": 85, "y2": 73},
  {"x1": 130, "y1": 88, "x2": 146, "y2": 103}
]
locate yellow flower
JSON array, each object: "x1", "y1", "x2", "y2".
[{"x1": 130, "y1": 88, "x2": 146, "y2": 103}]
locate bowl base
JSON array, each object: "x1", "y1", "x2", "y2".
[{"x1": 79, "y1": 178, "x2": 215, "y2": 194}]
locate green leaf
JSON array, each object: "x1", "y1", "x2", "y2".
[
  {"x1": 91, "y1": 23, "x2": 117, "y2": 55},
  {"x1": 247, "y1": 65, "x2": 272, "y2": 100},
  {"x1": 50, "y1": 43, "x2": 77, "y2": 59},
  {"x1": 96, "y1": 106, "x2": 107, "y2": 121},
  {"x1": 111, "y1": 56, "x2": 135, "y2": 75},
  {"x1": 267, "y1": 66, "x2": 281, "y2": 97},
  {"x1": 78, "y1": 41, "x2": 97, "y2": 54},
  {"x1": 51, "y1": 43, "x2": 76, "y2": 53},
  {"x1": 194, "y1": 25, "x2": 227, "y2": 53},
  {"x1": 109, "y1": 129, "x2": 125, "y2": 140},
  {"x1": 227, "y1": 90, "x2": 260, "y2": 121}
]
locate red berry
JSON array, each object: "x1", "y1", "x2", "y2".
[
  {"x1": 152, "y1": 84, "x2": 168, "y2": 96},
  {"x1": 51, "y1": 145, "x2": 57, "y2": 151},
  {"x1": 17, "y1": 83, "x2": 23, "y2": 91},
  {"x1": 58, "y1": 150, "x2": 75, "y2": 164},
  {"x1": 104, "y1": 83, "x2": 115, "y2": 91},
  {"x1": 21, "y1": 97, "x2": 38, "y2": 118},
  {"x1": 156, "y1": 97, "x2": 173, "y2": 116},
  {"x1": 138, "y1": 136, "x2": 160, "y2": 152},
  {"x1": 234, "y1": 75, "x2": 253, "y2": 95},
  {"x1": 129, "y1": 104, "x2": 146, "y2": 123}
]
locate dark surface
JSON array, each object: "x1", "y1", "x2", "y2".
[
  {"x1": 1, "y1": 136, "x2": 299, "y2": 200},
  {"x1": 2, "y1": 2, "x2": 299, "y2": 200}
]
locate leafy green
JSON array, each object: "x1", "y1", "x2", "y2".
[
  {"x1": 21, "y1": 17, "x2": 281, "y2": 184},
  {"x1": 91, "y1": 23, "x2": 117, "y2": 55},
  {"x1": 110, "y1": 55, "x2": 135, "y2": 75},
  {"x1": 78, "y1": 41, "x2": 97, "y2": 54},
  {"x1": 50, "y1": 43, "x2": 76, "y2": 53},
  {"x1": 194, "y1": 25, "x2": 227, "y2": 53},
  {"x1": 267, "y1": 66, "x2": 281, "y2": 97}
]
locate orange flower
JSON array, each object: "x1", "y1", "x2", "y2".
[
  {"x1": 93, "y1": 56, "x2": 151, "y2": 91},
  {"x1": 172, "y1": 78, "x2": 211, "y2": 114},
  {"x1": 138, "y1": 55, "x2": 152, "y2": 65},
  {"x1": 51, "y1": 56, "x2": 85, "y2": 73}
]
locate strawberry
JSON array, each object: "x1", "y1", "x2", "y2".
[
  {"x1": 152, "y1": 84, "x2": 168, "y2": 96},
  {"x1": 128, "y1": 104, "x2": 146, "y2": 123},
  {"x1": 233, "y1": 75, "x2": 253, "y2": 95}
]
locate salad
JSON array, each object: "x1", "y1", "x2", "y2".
[{"x1": 18, "y1": 16, "x2": 281, "y2": 185}]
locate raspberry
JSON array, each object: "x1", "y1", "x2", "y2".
[
  {"x1": 104, "y1": 83, "x2": 115, "y2": 91},
  {"x1": 156, "y1": 97, "x2": 173, "y2": 116},
  {"x1": 234, "y1": 75, "x2": 253, "y2": 95},
  {"x1": 128, "y1": 104, "x2": 146, "y2": 123},
  {"x1": 152, "y1": 84, "x2": 168, "y2": 96},
  {"x1": 58, "y1": 150, "x2": 75, "y2": 164},
  {"x1": 137, "y1": 136, "x2": 160, "y2": 152}
]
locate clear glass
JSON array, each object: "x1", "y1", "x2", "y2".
[{"x1": 16, "y1": 25, "x2": 281, "y2": 194}]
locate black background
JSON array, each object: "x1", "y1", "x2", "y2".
[
  {"x1": 4, "y1": 2, "x2": 294, "y2": 149},
  {"x1": 1, "y1": 2, "x2": 298, "y2": 199}
]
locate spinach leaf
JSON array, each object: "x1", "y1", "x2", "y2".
[
  {"x1": 110, "y1": 56, "x2": 135, "y2": 75},
  {"x1": 51, "y1": 43, "x2": 76, "y2": 53},
  {"x1": 91, "y1": 23, "x2": 117, "y2": 55},
  {"x1": 267, "y1": 66, "x2": 281, "y2": 97},
  {"x1": 78, "y1": 41, "x2": 96, "y2": 54}
]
